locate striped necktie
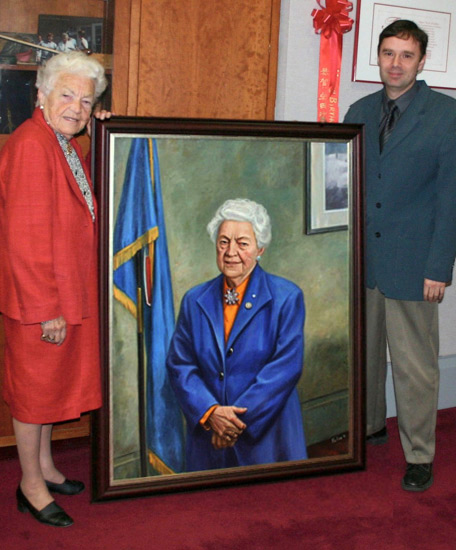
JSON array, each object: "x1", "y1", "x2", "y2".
[{"x1": 379, "y1": 100, "x2": 399, "y2": 153}]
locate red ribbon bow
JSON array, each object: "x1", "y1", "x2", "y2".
[
  {"x1": 311, "y1": 0, "x2": 354, "y2": 121},
  {"x1": 311, "y1": 0, "x2": 354, "y2": 38}
]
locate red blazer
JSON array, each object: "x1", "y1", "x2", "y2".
[{"x1": 0, "y1": 108, "x2": 98, "y2": 325}]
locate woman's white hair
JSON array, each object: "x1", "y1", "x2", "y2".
[
  {"x1": 207, "y1": 198, "x2": 272, "y2": 249},
  {"x1": 35, "y1": 51, "x2": 107, "y2": 105}
]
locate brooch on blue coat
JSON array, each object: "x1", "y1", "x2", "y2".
[{"x1": 224, "y1": 288, "x2": 239, "y2": 305}]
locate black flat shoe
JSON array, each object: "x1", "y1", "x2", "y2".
[
  {"x1": 16, "y1": 486, "x2": 73, "y2": 527},
  {"x1": 45, "y1": 479, "x2": 85, "y2": 496},
  {"x1": 401, "y1": 463, "x2": 433, "y2": 492},
  {"x1": 366, "y1": 426, "x2": 388, "y2": 445}
]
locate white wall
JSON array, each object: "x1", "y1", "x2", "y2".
[
  {"x1": 275, "y1": 0, "x2": 456, "y2": 413},
  {"x1": 276, "y1": 0, "x2": 456, "y2": 121}
]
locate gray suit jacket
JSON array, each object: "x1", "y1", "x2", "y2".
[{"x1": 344, "y1": 81, "x2": 456, "y2": 300}]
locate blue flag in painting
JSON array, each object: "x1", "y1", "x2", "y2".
[{"x1": 113, "y1": 138, "x2": 184, "y2": 474}]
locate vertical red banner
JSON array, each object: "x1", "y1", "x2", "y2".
[{"x1": 311, "y1": 0, "x2": 354, "y2": 122}]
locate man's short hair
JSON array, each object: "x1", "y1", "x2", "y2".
[{"x1": 378, "y1": 19, "x2": 428, "y2": 59}]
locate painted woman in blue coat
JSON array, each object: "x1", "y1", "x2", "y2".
[{"x1": 166, "y1": 198, "x2": 307, "y2": 471}]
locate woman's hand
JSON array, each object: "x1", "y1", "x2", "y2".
[
  {"x1": 211, "y1": 432, "x2": 238, "y2": 450},
  {"x1": 94, "y1": 109, "x2": 112, "y2": 121},
  {"x1": 40, "y1": 316, "x2": 67, "y2": 346},
  {"x1": 86, "y1": 109, "x2": 112, "y2": 137},
  {"x1": 207, "y1": 405, "x2": 247, "y2": 441}
]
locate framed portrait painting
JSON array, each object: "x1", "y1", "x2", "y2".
[{"x1": 91, "y1": 117, "x2": 365, "y2": 500}]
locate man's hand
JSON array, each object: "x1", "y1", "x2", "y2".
[{"x1": 423, "y1": 278, "x2": 446, "y2": 303}]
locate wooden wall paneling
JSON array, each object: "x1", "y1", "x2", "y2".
[
  {"x1": 112, "y1": 0, "x2": 141, "y2": 115},
  {"x1": 114, "y1": 0, "x2": 281, "y2": 120},
  {"x1": 111, "y1": 0, "x2": 130, "y2": 114},
  {"x1": 126, "y1": 0, "x2": 142, "y2": 115},
  {"x1": 138, "y1": 0, "x2": 279, "y2": 119},
  {"x1": 265, "y1": 0, "x2": 281, "y2": 119}
]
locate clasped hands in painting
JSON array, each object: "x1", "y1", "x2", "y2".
[{"x1": 207, "y1": 405, "x2": 248, "y2": 449}]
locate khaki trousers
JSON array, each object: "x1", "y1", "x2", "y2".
[{"x1": 366, "y1": 286, "x2": 439, "y2": 463}]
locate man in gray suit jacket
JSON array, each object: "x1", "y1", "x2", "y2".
[{"x1": 344, "y1": 20, "x2": 456, "y2": 491}]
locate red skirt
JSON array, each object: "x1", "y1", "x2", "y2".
[{"x1": 2, "y1": 315, "x2": 101, "y2": 424}]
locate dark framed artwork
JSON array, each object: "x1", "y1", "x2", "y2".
[
  {"x1": 306, "y1": 141, "x2": 350, "y2": 235},
  {"x1": 91, "y1": 117, "x2": 365, "y2": 501}
]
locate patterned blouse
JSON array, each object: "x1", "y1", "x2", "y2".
[{"x1": 55, "y1": 131, "x2": 95, "y2": 222}]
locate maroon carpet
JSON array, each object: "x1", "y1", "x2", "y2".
[{"x1": 1, "y1": 408, "x2": 456, "y2": 550}]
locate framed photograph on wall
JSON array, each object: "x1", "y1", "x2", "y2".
[
  {"x1": 352, "y1": 0, "x2": 456, "y2": 89},
  {"x1": 38, "y1": 14, "x2": 104, "y2": 57},
  {"x1": 305, "y1": 141, "x2": 350, "y2": 235},
  {"x1": 91, "y1": 116, "x2": 365, "y2": 501}
]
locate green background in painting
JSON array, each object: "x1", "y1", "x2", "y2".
[{"x1": 110, "y1": 136, "x2": 350, "y2": 479}]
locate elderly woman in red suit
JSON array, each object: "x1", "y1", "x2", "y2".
[{"x1": 0, "y1": 52, "x2": 108, "y2": 527}]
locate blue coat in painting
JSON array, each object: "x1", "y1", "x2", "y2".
[{"x1": 166, "y1": 264, "x2": 307, "y2": 471}]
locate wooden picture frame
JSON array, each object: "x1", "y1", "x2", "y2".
[{"x1": 91, "y1": 117, "x2": 365, "y2": 501}]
